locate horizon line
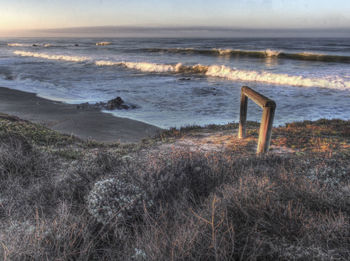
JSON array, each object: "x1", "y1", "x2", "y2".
[{"x1": 1, "y1": 25, "x2": 350, "y2": 38}]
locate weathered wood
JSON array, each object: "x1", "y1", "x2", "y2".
[
  {"x1": 238, "y1": 86, "x2": 276, "y2": 154},
  {"x1": 238, "y1": 90, "x2": 248, "y2": 139},
  {"x1": 241, "y1": 86, "x2": 275, "y2": 108},
  {"x1": 257, "y1": 105, "x2": 276, "y2": 153}
]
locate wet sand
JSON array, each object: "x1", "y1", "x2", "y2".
[{"x1": 0, "y1": 87, "x2": 161, "y2": 143}]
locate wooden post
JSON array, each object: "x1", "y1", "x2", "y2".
[
  {"x1": 238, "y1": 89, "x2": 248, "y2": 139},
  {"x1": 238, "y1": 86, "x2": 276, "y2": 154},
  {"x1": 257, "y1": 102, "x2": 276, "y2": 153}
]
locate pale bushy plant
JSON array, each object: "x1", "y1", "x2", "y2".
[{"x1": 87, "y1": 177, "x2": 152, "y2": 224}]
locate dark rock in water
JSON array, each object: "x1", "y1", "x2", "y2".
[
  {"x1": 76, "y1": 102, "x2": 90, "y2": 110},
  {"x1": 74, "y1": 44, "x2": 79, "y2": 47},
  {"x1": 192, "y1": 87, "x2": 219, "y2": 96},
  {"x1": 105, "y1": 97, "x2": 137, "y2": 110},
  {"x1": 179, "y1": 77, "x2": 191, "y2": 81},
  {"x1": 0, "y1": 68, "x2": 14, "y2": 80},
  {"x1": 32, "y1": 44, "x2": 39, "y2": 47},
  {"x1": 5, "y1": 75, "x2": 14, "y2": 80},
  {"x1": 77, "y1": 97, "x2": 137, "y2": 111},
  {"x1": 106, "y1": 97, "x2": 125, "y2": 110}
]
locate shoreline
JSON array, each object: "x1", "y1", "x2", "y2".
[{"x1": 0, "y1": 86, "x2": 161, "y2": 143}]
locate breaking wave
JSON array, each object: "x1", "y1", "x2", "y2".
[
  {"x1": 214, "y1": 48, "x2": 281, "y2": 57},
  {"x1": 95, "y1": 60, "x2": 208, "y2": 73},
  {"x1": 96, "y1": 42, "x2": 112, "y2": 46},
  {"x1": 96, "y1": 60, "x2": 350, "y2": 90},
  {"x1": 8, "y1": 43, "x2": 53, "y2": 47},
  {"x1": 281, "y1": 52, "x2": 350, "y2": 63},
  {"x1": 205, "y1": 65, "x2": 350, "y2": 90},
  {"x1": 143, "y1": 47, "x2": 350, "y2": 63},
  {"x1": 14, "y1": 50, "x2": 350, "y2": 89},
  {"x1": 14, "y1": 51, "x2": 89, "y2": 62},
  {"x1": 8, "y1": 43, "x2": 30, "y2": 47}
]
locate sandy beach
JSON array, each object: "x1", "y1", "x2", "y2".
[{"x1": 0, "y1": 87, "x2": 161, "y2": 143}]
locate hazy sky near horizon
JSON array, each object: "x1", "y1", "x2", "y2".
[{"x1": 1, "y1": 0, "x2": 349, "y2": 33}]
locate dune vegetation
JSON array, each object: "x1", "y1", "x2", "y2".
[{"x1": 0, "y1": 114, "x2": 349, "y2": 260}]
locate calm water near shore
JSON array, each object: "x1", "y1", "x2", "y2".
[{"x1": 0, "y1": 38, "x2": 349, "y2": 128}]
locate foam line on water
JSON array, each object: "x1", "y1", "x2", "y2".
[
  {"x1": 14, "y1": 51, "x2": 89, "y2": 62},
  {"x1": 143, "y1": 47, "x2": 350, "y2": 63},
  {"x1": 8, "y1": 43, "x2": 30, "y2": 47},
  {"x1": 14, "y1": 51, "x2": 350, "y2": 90},
  {"x1": 96, "y1": 59, "x2": 350, "y2": 89},
  {"x1": 205, "y1": 65, "x2": 350, "y2": 90}
]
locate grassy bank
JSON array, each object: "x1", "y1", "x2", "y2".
[{"x1": 0, "y1": 113, "x2": 349, "y2": 260}]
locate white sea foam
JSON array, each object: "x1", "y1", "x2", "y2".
[
  {"x1": 97, "y1": 59, "x2": 350, "y2": 89},
  {"x1": 147, "y1": 47, "x2": 350, "y2": 63},
  {"x1": 96, "y1": 42, "x2": 112, "y2": 46},
  {"x1": 216, "y1": 49, "x2": 232, "y2": 55},
  {"x1": 206, "y1": 65, "x2": 350, "y2": 89},
  {"x1": 9, "y1": 43, "x2": 53, "y2": 47},
  {"x1": 14, "y1": 51, "x2": 350, "y2": 90},
  {"x1": 96, "y1": 60, "x2": 179, "y2": 72},
  {"x1": 96, "y1": 60, "x2": 208, "y2": 73},
  {"x1": 8, "y1": 43, "x2": 29, "y2": 47},
  {"x1": 14, "y1": 51, "x2": 89, "y2": 62},
  {"x1": 264, "y1": 49, "x2": 281, "y2": 57},
  {"x1": 213, "y1": 48, "x2": 281, "y2": 57},
  {"x1": 123, "y1": 61, "x2": 179, "y2": 72},
  {"x1": 95, "y1": 60, "x2": 122, "y2": 66}
]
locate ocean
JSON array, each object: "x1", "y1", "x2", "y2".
[{"x1": 0, "y1": 38, "x2": 349, "y2": 128}]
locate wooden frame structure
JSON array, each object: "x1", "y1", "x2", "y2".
[{"x1": 238, "y1": 86, "x2": 276, "y2": 154}]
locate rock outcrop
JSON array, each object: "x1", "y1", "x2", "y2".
[{"x1": 77, "y1": 97, "x2": 137, "y2": 110}]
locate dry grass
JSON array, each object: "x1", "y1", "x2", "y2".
[{"x1": 0, "y1": 117, "x2": 349, "y2": 260}]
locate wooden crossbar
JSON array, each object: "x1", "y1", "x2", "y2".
[{"x1": 238, "y1": 86, "x2": 276, "y2": 154}]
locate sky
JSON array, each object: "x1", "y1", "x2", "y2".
[{"x1": 1, "y1": 0, "x2": 350, "y2": 37}]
